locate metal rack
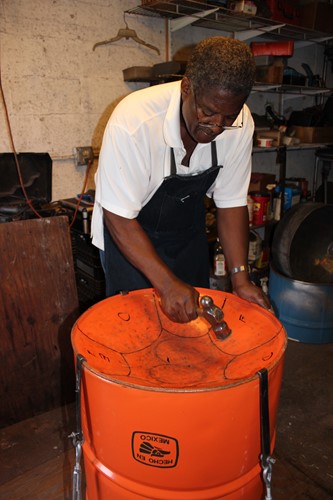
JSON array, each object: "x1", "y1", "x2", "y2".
[
  {"x1": 252, "y1": 83, "x2": 332, "y2": 97},
  {"x1": 126, "y1": 1, "x2": 333, "y2": 42},
  {"x1": 125, "y1": 2, "x2": 333, "y2": 98}
]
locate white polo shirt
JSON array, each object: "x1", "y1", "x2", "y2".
[{"x1": 91, "y1": 80, "x2": 254, "y2": 250}]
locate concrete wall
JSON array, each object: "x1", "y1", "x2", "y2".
[
  {"x1": 0, "y1": 0, "x2": 165, "y2": 200},
  {"x1": 0, "y1": 1, "x2": 331, "y2": 201}
]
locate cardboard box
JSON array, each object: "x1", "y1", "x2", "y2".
[
  {"x1": 123, "y1": 66, "x2": 155, "y2": 82},
  {"x1": 249, "y1": 173, "x2": 276, "y2": 193},
  {"x1": 300, "y1": 2, "x2": 333, "y2": 34},
  {"x1": 228, "y1": 1, "x2": 257, "y2": 15},
  {"x1": 254, "y1": 55, "x2": 275, "y2": 66},
  {"x1": 255, "y1": 63, "x2": 283, "y2": 84},
  {"x1": 274, "y1": 185, "x2": 301, "y2": 214},
  {"x1": 293, "y1": 126, "x2": 333, "y2": 144}
]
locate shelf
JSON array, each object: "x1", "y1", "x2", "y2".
[
  {"x1": 126, "y1": 1, "x2": 333, "y2": 43},
  {"x1": 252, "y1": 144, "x2": 331, "y2": 153},
  {"x1": 124, "y1": 72, "x2": 332, "y2": 97},
  {"x1": 252, "y1": 84, "x2": 332, "y2": 96},
  {"x1": 124, "y1": 73, "x2": 182, "y2": 83}
]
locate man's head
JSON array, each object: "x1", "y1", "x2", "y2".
[
  {"x1": 185, "y1": 36, "x2": 255, "y2": 98},
  {"x1": 180, "y1": 36, "x2": 255, "y2": 144}
]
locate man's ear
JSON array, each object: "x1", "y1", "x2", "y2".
[{"x1": 181, "y1": 76, "x2": 192, "y2": 97}]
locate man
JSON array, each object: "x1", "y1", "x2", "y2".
[{"x1": 91, "y1": 36, "x2": 270, "y2": 323}]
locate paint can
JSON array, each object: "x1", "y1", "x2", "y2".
[{"x1": 250, "y1": 191, "x2": 270, "y2": 225}]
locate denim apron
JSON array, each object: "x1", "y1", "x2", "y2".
[{"x1": 104, "y1": 141, "x2": 222, "y2": 296}]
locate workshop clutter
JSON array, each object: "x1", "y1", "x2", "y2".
[
  {"x1": 250, "y1": 39, "x2": 324, "y2": 88},
  {"x1": 248, "y1": 172, "x2": 306, "y2": 225},
  {"x1": 251, "y1": 41, "x2": 294, "y2": 58},
  {"x1": 140, "y1": 0, "x2": 333, "y2": 35},
  {"x1": 228, "y1": 1, "x2": 257, "y2": 15},
  {"x1": 248, "y1": 174, "x2": 275, "y2": 226},
  {"x1": 251, "y1": 40, "x2": 294, "y2": 85},
  {"x1": 273, "y1": 185, "x2": 302, "y2": 221},
  {"x1": 300, "y1": 1, "x2": 333, "y2": 34},
  {"x1": 265, "y1": 0, "x2": 301, "y2": 25},
  {"x1": 293, "y1": 126, "x2": 333, "y2": 144}
]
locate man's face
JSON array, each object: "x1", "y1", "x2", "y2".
[{"x1": 181, "y1": 77, "x2": 247, "y2": 144}]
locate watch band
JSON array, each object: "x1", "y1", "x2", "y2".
[{"x1": 230, "y1": 265, "x2": 248, "y2": 276}]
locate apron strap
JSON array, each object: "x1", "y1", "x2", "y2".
[
  {"x1": 170, "y1": 148, "x2": 177, "y2": 176},
  {"x1": 211, "y1": 141, "x2": 218, "y2": 167}
]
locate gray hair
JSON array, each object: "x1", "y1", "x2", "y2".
[{"x1": 185, "y1": 36, "x2": 256, "y2": 98}]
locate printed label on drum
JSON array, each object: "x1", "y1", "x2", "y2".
[{"x1": 132, "y1": 432, "x2": 179, "y2": 468}]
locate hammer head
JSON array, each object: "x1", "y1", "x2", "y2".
[{"x1": 199, "y1": 296, "x2": 232, "y2": 340}]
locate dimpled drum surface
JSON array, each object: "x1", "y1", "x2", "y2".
[{"x1": 71, "y1": 288, "x2": 287, "y2": 500}]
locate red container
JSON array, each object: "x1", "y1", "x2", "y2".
[
  {"x1": 265, "y1": 0, "x2": 301, "y2": 26},
  {"x1": 250, "y1": 41, "x2": 294, "y2": 57},
  {"x1": 250, "y1": 191, "x2": 270, "y2": 225}
]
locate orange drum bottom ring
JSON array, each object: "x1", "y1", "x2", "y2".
[{"x1": 71, "y1": 288, "x2": 287, "y2": 500}]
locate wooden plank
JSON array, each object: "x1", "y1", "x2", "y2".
[
  {"x1": 0, "y1": 451, "x2": 78, "y2": 500},
  {"x1": 0, "y1": 403, "x2": 76, "y2": 485},
  {"x1": 0, "y1": 217, "x2": 79, "y2": 427},
  {"x1": 0, "y1": 403, "x2": 85, "y2": 499}
]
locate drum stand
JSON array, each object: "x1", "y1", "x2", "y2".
[
  {"x1": 69, "y1": 354, "x2": 86, "y2": 500},
  {"x1": 258, "y1": 368, "x2": 275, "y2": 500}
]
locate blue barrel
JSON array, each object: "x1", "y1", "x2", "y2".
[{"x1": 269, "y1": 265, "x2": 333, "y2": 344}]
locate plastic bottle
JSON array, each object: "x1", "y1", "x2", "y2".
[
  {"x1": 247, "y1": 195, "x2": 254, "y2": 226},
  {"x1": 214, "y1": 238, "x2": 227, "y2": 276},
  {"x1": 248, "y1": 230, "x2": 262, "y2": 264}
]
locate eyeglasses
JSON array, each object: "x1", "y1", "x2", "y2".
[{"x1": 192, "y1": 90, "x2": 243, "y2": 131}]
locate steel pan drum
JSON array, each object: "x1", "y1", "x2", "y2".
[
  {"x1": 71, "y1": 288, "x2": 287, "y2": 499},
  {"x1": 272, "y1": 202, "x2": 333, "y2": 283}
]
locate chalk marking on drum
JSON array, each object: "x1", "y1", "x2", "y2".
[
  {"x1": 221, "y1": 297, "x2": 227, "y2": 309},
  {"x1": 117, "y1": 311, "x2": 131, "y2": 321},
  {"x1": 99, "y1": 352, "x2": 110, "y2": 362}
]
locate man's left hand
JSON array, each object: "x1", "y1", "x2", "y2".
[{"x1": 232, "y1": 281, "x2": 271, "y2": 310}]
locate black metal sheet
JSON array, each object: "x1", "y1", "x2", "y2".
[
  {"x1": 0, "y1": 153, "x2": 52, "y2": 203},
  {"x1": 272, "y1": 202, "x2": 333, "y2": 283}
]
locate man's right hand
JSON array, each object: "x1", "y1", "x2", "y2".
[
  {"x1": 103, "y1": 210, "x2": 200, "y2": 324},
  {"x1": 157, "y1": 278, "x2": 200, "y2": 323}
]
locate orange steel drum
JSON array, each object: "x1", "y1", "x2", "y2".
[{"x1": 71, "y1": 288, "x2": 287, "y2": 500}]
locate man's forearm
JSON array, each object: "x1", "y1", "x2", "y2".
[
  {"x1": 216, "y1": 206, "x2": 250, "y2": 287},
  {"x1": 103, "y1": 209, "x2": 176, "y2": 292}
]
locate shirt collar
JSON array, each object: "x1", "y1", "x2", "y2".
[{"x1": 163, "y1": 81, "x2": 183, "y2": 148}]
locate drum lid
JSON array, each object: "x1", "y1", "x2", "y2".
[{"x1": 71, "y1": 288, "x2": 287, "y2": 391}]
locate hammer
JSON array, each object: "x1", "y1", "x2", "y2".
[{"x1": 198, "y1": 295, "x2": 231, "y2": 340}]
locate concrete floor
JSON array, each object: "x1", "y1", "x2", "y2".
[
  {"x1": 0, "y1": 339, "x2": 332, "y2": 499},
  {"x1": 272, "y1": 339, "x2": 333, "y2": 499}
]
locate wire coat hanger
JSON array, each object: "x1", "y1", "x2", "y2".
[{"x1": 93, "y1": 17, "x2": 160, "y2": 55}]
